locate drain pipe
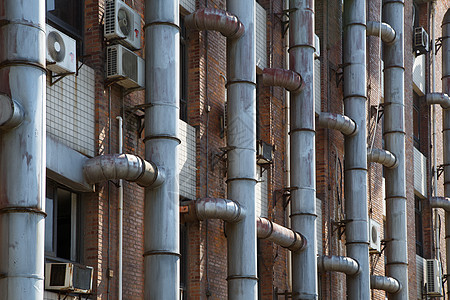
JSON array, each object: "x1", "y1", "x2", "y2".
[
  {"x1": 370, "y1": 275, "x2": 401, "y2": 294},
  {"x1": 317, "y1": 112, "x2": 358, "y2": 136},
  {"x1": 367, "y1": 148, "x2": 399, "y2": 169},
  {"x1": 0, "y1": 0, "x2": 46, "y2": 298},
  {"x1": 383, "y1": 0, "x2": 408, "y2": 298},
  {"x1": 366, "y1": 21, "x2": 397, "y2": 44},
  {"x1": 117, "y1": 116, "x2": 123, "y2": 300},
  {"x1": 144, "y1": 0, "x2": 180, "y2": 298},
  {"x1": 343, "y1": 0, "x2": 370, "y2": 298},
  {"x1": 226, "y1": 0, "x2": 257, "y2": 298},
  {"x1": 289, "y1": 0, "x2": 317, "y2": 298},
  {"x1": 317, "y1": 256, "x2": 360, "y2": 276}
]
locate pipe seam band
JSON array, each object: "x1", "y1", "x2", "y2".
[
  {"x1": 344, "y1": 22, "x2": 366, "y2": 28},
  {"x1": 383, "y1": 65, "x2": 406, "y2": 71},
  {"x1": 385, "y1": 261, "x2": 408, "y2": 266},
  {"x1": 143, "y1": 135, "x2": 181, "y2": 144},
  {"x1": 225, "y1": 80, "x2": 256, "y2": 87},
  {"x1": 0, "y1": 207, "x2": 47, "y2": 216},
  {"x1": 289, "y1": 128, "x2": 315, "y2": 134},
  {"x1": 345, "y1": 241, "x2": 370, "y2": 245},
  {"x1": 226, "y1": 177, "x2": 258, "y2": 183},
  {"x1": 0, "y1": 274, "x2": 44, "y2": 280},
  {"x1": 343, "y1": 94, "x2": 367, "y2": 101},
  {"x1": 143, "y1": 21, "x2": 180, "y2": 31},
  {"x1": 143, "y1": 250, "x2": 181, "y2": 257},
  {"x1": 0, "y1": 60, "x2": 47, "y2": 73},
  {"x1": 226, "y1": 275, "x2": 258, "y2": 281},
  {"x1": 344, "y1": 167, "x2": 368, "y2": 172},
  {"x1": 383, "y1": 130, "x2": 406, "y2": 135},
  {"x1": 290, "y1": 212, "x2": 317, "y2": 217},
  {"x1": 384, "y1": 196, "x2": 407, "y2": 200},
  {"x1": 0, "y1": 20, "x2": 45, "y2": 31},
  {"x1": 382, "y1": 0, "x2": 405, "y2": 5},
  {"x1": 288, "y1": 44, "x2": 315, "y2": 52}
]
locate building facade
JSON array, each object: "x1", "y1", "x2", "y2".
[{"x1": 1, "y1": 0, "x2": 450, "y2": 299}]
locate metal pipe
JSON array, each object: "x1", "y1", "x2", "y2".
[
  {"x1": 257, "y1": 217, "x2": 306, "y2": 252},
  {"x1": 226, "y1": 0, "x2": 257, "y2": 298},
  {"x1": 262, "y1": 68, "x2": 303, "y2": 93},
  {"x1": 183, "y1": 198, "x2": 245, "y2": 223},
  {"x1": 0, "y1": 94, "x2": 25, "y2": 129},
  {"x1": 289, "y1": 0, "x2": 317, "y2": 298},
  {"x1": 430, "y1": 197, "x2": 450, "y2": 211},
  {"x1": 370, "y1": 275, "x2": 402, "y2": 294},
  {"x1": 83, "y1": 154, "x2": 165, "y2": 188},
  {"x1": 117, "y1": 116, "x2": 123, "y2": 300},
  {"x1": 0, "y1": 0, "x2": 46, "y2": 298},
  {"x1": 442, "y1": 10, "x2": 450, "y2": 297},
  {"x1": 367, "y1": 148, "x2": 398, "y2": 169},
  {"x1": 426, "y1": 92, "x2": 450, "y2": 109},
  {"x1": 317, "y1": 112, "x2": 358, "y2": 136},
  {"x1": 366, "y1": 21, "x2": 397, "y2": 44},
  {"x1": 317, "y1": 255, "x2": 360, "y2": 276},
  {"x1": 185, "y1": 8, "x2": 244, "y2": 39},
  {"x1": 343, "y1": 0, "x2": 371, "y2": 297},
  {"x1": 383, "y1": 0, "x2": 408, "y2": 298},
  {"x1": 144, "y1": 0, "x2": 180, "y2": 297}
]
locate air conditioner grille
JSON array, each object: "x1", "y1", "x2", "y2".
[
  {"x1": 105, "y1": 0, "x2": 116, "y2": 36},
  {"x1": 122, "y1": 50, "x2": 137, "y2": 82},
  {"x1": 427, "y1": 260, "x2": 435, "y2": 293},
  {"x1": 107, "y1": 47, "x2": 118, "y2": 77},
  {"x1": 49, "y1": 264, "x2": 67, "y2": 287},
  {"x1": 73, "y1": 265, "x2": 93, "y2": 291}
]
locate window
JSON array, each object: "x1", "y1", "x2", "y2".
[
  {"x1": 180, "y1": 17, "x2": 188, "y2": 122},
  {"x1": 415, "y1": 196, "x2": 424, "y2": 256},
  {"x1": 46, "y1": 0, "x2": 83, "y2": 38},
  {"x1": 45, "y1": 180, "x2": 80, "y2": 262},
  {"x1": 256, "y1": 74, "x2": 262, "y2": 141},
  {"x1": 413, "y1": 91, "x2": 420, "y2": 149}
]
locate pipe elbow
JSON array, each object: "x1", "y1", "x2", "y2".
[
  {"x1": 194, "y1": 197, "x2": 244, "y2": 223},
  {"x1": 317, "y1": 256, "x2": 360, "y2": 276},
  {"x1": 367, "y1": 21, "x2": 397, "y2": 45},
  {"x1": 430, "y1": 197, "x2": 450, "y2": 211},
  {"x1": 317, "y1": 112, "x2": 358, "y2": 136},
  {"x1": 426, "y1": 93, "x2": 450, "y2": 109},
  {"x1": 370, "y1": 275, "x2": 401, "y2": 294},
  {"x1": 367, "y1": 148, "x2": 398, "y2": 168},
  {"x1": 0, "y1": 94, "x2": 25, "y2": 130},
  {"x1": 262, "y1": 68, "x2": 303, "y2": 93},
  {"x1": 185, "y1": 8, "x2": 244, "y2": 39}
]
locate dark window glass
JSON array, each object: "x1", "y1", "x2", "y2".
[
  {"x1": 180, "y1": 222, "x2": 187, "y2": 299},
  {"x1": 415, "y1": 196, "x2": 423, "y2": 256},
  {"x1": 180, "y1": 17, "x2": 188, "y2": 122},
  {"x1": 256, "y1": 75, "x2": 262, "y2": 141},
  {"x1": 46, "y1": 0, "x2": 83, "y2": 40},
  {"x1": 413, "y1": 92, "x2": 420, "y2": 149}
]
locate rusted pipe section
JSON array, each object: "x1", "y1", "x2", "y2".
[
  {"x1": 367, "y1": 148, "x2": 398, "y2": 169},
  {"x1": 257, "y1": 217, "x2": 306, "y2": 252},
  {"x1": 430, "y1": 197, "x2": 450, "y2": 211},
  {"x1": 262, "y1": 68, "x2": 303, "y2": 93},
  {"x1": 83, "y1": 154, "x2": 164, "y2": 188},
  {"x1": 0, "y1": 94, "x2": 25, "y2": 129},
  {"x1": 317, "y1": 112, "x2": 358, "y2": 136},
  {"x1": 367, "y1": 21, "x2": 397, "y2": 44},
  {"x1": 183, "y1": 198, "x2": 245, "y2": 223},
  {"x1": 185, "y1": 8, "x2": 244, "y2": 39},
  {"x1": 426, "y1": 92, "x2": 450, "y2": 109},
  {"x1": 317, "y1": 256, "x2": 360, "y2": 276},
  {"x1": 370, "y1": 275, "x2": 402, "y2": 294}
]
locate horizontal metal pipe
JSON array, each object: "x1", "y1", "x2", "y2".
[
  {"x1": 426, "y1": 92, "x2": 450, "y2": 109},
  {"x1": 183, "y1": 198, "x2": 245, "y2": 223},
  {"x1": 185, "y1": 8, "x2": 244, "y2": 39},
  {"x1": 257, "y1": 217, "x2": 306, "y2": 252},
  {"x1": 317, "y1": 255, "x2": 360, "y2": 276},
  {"x1": 83, "y1": 153, "x2": 164, "y2": 187},
  {"x1": 430, "y1": 197, "x2": 450, "y2": 211},
  {"x1": 317, "y1": 112, "x2": 358, "y2": 136},
  {"x1": 370, "y1": 275, "x2": 401, "y2": 294},
  {"x1": 262, "y1": 68, "x2": 303, "y2": 93},
  {"x1": 366, "y1": 21, "x2": 397, "y2": 44},
  {"x1": 0, "y1": 94, "x2": 25, "y2": 129},
  {"x1": 367, "y1": 147, "x2": 398, "y2": 168}
]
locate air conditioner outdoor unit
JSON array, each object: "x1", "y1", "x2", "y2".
[
  {"x1": 106, "y1": 44, "x2": 145, "y2": 89},
  {"x1": 46, "y1": 24, "x2": 77, "y2": 74},
  {"x1": 425, "y1": 259, "x2": 443, "y2": 296},
  {"x1": 257, "y1": 140, "x2": 273, "y2": 165},
  {"x1": 368, "y1": 218, "x2": 381, "y2": 253},
  {"x1": 105, "y1": 0, "x2": 141, "y2": 50},
  {"x1": 45, "y1": 263, "x2": 94, "y2": 294},
  {"x1": 414, "y1": 27, "x2": 429, "y2": 55}
]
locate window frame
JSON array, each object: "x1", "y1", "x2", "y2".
[{"x1": 415, "y1": 195, "x2": 424, "y2": 257}]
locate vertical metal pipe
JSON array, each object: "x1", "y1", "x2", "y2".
[
  {"x1": 0, "y1": 0, "x2": 46, "y2": 298},
  {"x1": 144, "y1": 0, "x2": 180, "y2": 298},
  {"x1": 441, "y1": 9, "x2": 450, "y2": 298},
  {"x1": 117, "y1": 116, "x2": 123, "y2": 300},
  {"x1": 226, "y1": 0, "x2": 257, "y2": 298},
  {"x1": 343, "y1": 0, "x2": 370, "y2": 298},
  {"x1": 289, "y1": 0, "x2": 317, "y2": 298},
  {"x1": 383, "y1": 1, "x2": 408, "y2": 299}
]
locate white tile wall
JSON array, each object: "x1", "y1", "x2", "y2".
[
  {"x1": 179, "y1": 120, "x2": 196, "y2": 199},
  {"x1": 256, "y1": 2, "x2": 267, "y2": 70},
  {"x1": 416, "y1": 255, "x2": 425, "y2": 299},
  {"x1": 413, "y1": 54, "x2": 426, "y2": 96},
  {"x1": 256, "y1": 166, "x2": 269, "y2": 218},
  {"x1": 46, "y1": 65, "x2": 95, "y2": 157},
  {"x1": 315, "y1": 59, "x2": 321, "y2": 114},
  {"x1": 44, "y1": 291, "x2": 81, "y2": 300},
  {"x1": 180, "y1": 0, "x2": 195, "y2": 13},
  {"x1": 414, "y1": 146, "x2": 427, "y2": 198}
]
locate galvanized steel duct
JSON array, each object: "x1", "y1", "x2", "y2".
[
  {"x1": 83, "y1": 154, "x2": 164, "y2": 187},
  {"x1": 430, "y1": 196, "x2": 450, "y2": 211},
  {"x1": 343, "y1": 0, "x2": 371, "y2": 298},
  {"x1": 317, "y1": 112, "x2": 358, "y2": 136},
  {"x1": 426, "y1": 92, "x2": 450, "y2": 109},
  {"x1": 367, "y1": 148, "x2": 398, "y2": 169},
  {"x1": 366, "y1": 21, "x2": 397, "y2": 44},
  {"x1": 370, "y1": 275, "x2": 401, "y2": 294},
  {"x1": 185, "y1": 8, "x2": 244, "y2": 39},
  {"x1": 441, "y1": 9, "x2": 450, "y2": 297},
  {"x1": 317, "y1": 255, "x2": 360, "y2": 276},
  {"x1": 144, "y1": 0, "x2": 180, "y2": 298},
  {"x1": 0, "y1": 95, "x2": 25, "y2": 129},
  {"x1": 289, "y1": 0, "x2": 317, "y2": 298},
  {"x1": 0, "y1": 0, "x2": 46, "y2": 298},
  {"x1": 257, "y1": 217, "x2": 306, "y2": 252},
  {"x1": 383, "y1": 0, "x2": 408, "y2": 298},
  {"x1": 226, "y1": 0, "x2": 257, "y2": 298},
  {"x1": 183, "y1": 198, "x2": 245, "y2": 223},
  {"x1": 262, "y1": 68, "x2": 303, "y2": 93}
]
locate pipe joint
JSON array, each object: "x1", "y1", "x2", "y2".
[
  {"x1": 426, "y1": 92, "x2": 450, "y2": 109},
  {"x1": 185, "y1": 197, "x2": 245, "y2": 223},
  {"x1": 367, "y1": 148, "x2": 398, "y2": 168},
  {"x1": 317, "y1": 112, "x2": 358, "y2": 136},
  {"x1": 430, "y1": 197, "x2": 450, "y2": 211},
  {"x1": 370, "y1": 275, "x2": 401, "y2": 294},
  {"x1": 262, "y1": 68, "x2": 303, "y2": 93},
  {"x1": 185, "y1": 8, "x2": 244, "y2": 39},
  {"x1": 317, "y1": 255, "x2": 360, "y2": 276},
  {"x1": 367, "y1": 21, "x2": 397, "y2": 44},
  {"x1": 0, "y1": 94, "x2": 25, "y2": 129},
  {"x1": 257, "y1": 217, "x2": 306, "y2": 252}
]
